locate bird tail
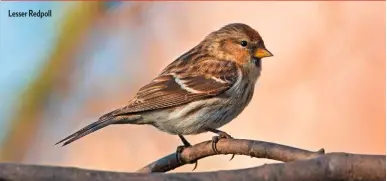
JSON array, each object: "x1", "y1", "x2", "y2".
[{"x1": 55, "y1": 108, "x2": 139, "y2": 146}]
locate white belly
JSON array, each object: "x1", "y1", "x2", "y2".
[
  {"x1": 141, "y1": 83, "x2": 254, "y2": 135},
  {"x1": 141, "y1": 64, "x2": 259, "y2": 135}
]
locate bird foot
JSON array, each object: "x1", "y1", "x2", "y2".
[
  {"x1": 211, "y1": 132, "x2": 235, "y2": 161},
  {"x1": 175, "y1": 145, "x2": 198, "y2": 171}
]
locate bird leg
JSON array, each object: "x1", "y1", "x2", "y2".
[
  {"x1": 206, "y1": 128, "x2": 235, "y2": 161},
  {"x1": 176, "y1": 135, "x2": 198, "y2": 170}
]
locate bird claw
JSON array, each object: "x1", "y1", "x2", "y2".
[
  {"x1": 175, "y1": 145, "x2": 198, "y2": 171},
  {"x1": 192, "y1": 161, "x2": 198, "y2": 171},
  {"x1": 211, "y1": 136, "x2": 221, "y2": 154},
  {"x1": 229, "y1": 154, "x2": 235, "y2": 161},
  {"x1": 211, "y1": 132, "x2": 235, "y2": 161}
]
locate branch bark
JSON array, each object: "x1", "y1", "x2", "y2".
[
  {"x1": 0, "y1": 153, "x2": 384, "y2": 181},
  {"x1": 138, "y1": 138, "x2": 325, "y2": 172},
  {"x1": 0, "y1": 139, "x2": 384, "y2": 181}
]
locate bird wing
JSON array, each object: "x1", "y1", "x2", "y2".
[
  {"x1": 55, "y1": 59, "x2": 239, "y2": 146},
  {"x1": 116, "y1": 59, "x2": 239, "y2": 115}
]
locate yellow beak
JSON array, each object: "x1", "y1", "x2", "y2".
[{"x1": 254, "y1": 48, "x2": 273, "y2": 59}]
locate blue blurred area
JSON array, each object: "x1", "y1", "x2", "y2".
[
  {"x1": 104, "y1": 1, "x2": 122, "y2": 9},
  {"x1": 0, "y1": 1, "x2": 141, "y2": 147},
  {"x1": 0, "y1": 2, "x2": 74, "y2": 143}
]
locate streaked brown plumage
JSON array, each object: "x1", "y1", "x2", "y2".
[{"x1": 56, "y1": 23, "x2": 273, "y2": 158}]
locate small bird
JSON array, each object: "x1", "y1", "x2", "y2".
[{"x1": 56, "y1": 23, "x2": 272, "y2": 168}]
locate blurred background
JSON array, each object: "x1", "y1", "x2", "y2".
[{"x1": 0, "y1": 1, "x2": 385, "y2": 173}]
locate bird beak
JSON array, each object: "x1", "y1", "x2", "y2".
[{"x1": 254, "y1": 48, "x2": 273, "y2": 59}]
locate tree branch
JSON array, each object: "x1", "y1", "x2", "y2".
[
  {"x1": 0, "y1": 153, "x2": 384, "y2": 181},
  {"x1": 0, "y1": 139, "x2": 384, "y2": 181},
  {"x1": 138, "y1": 138, "x2": 325, "y2": 173}
]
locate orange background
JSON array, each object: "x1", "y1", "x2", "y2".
[{"x1": 1, "y1": 1, "x2": 385, "y2": 173}]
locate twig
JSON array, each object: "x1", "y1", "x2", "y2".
[
  {"x1": 137, "y1": 138, "x2": 325, "y2": 173},
  {"x1": 0, "y1": 153, "x2": 384, "y2": 181}
]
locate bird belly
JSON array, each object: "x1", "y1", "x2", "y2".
[
  {"x1": 143, "y1": 99, "x2": 231, "y2": 135},
  {"x1": 143, "y1": 85, "x2": 254, "y2": 135}
]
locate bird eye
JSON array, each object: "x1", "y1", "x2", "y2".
[{"x1": 240, "y1": 40, "x2": 248, "y2": 47}]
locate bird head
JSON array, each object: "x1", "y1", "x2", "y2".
[{"x1": 202, "y1": 23, "x2": 273, "y2": 67}]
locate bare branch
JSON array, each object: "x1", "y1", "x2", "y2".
[
  {"x1": 0, "y1": 153, "x2": 384, "y2": 181},
  {"x1": 0, "y1": 139, "x2": 383, "y2": 181},
  {"x1": 138, "y1": 139, "x2": 325, "y2": 173}
]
